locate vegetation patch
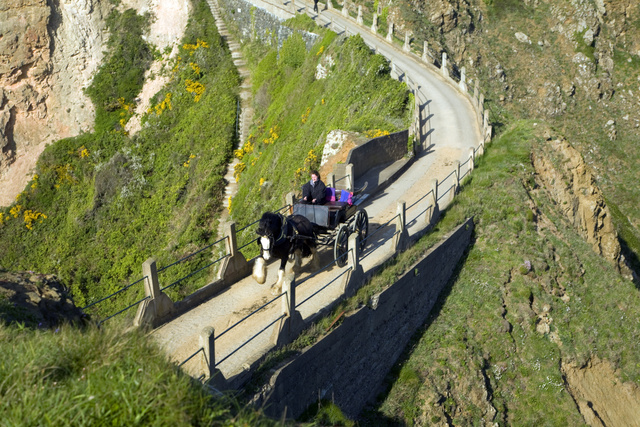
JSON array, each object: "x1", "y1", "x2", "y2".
[{"x1": 0, "y1": 0, "x2": 239, "y2": 317}]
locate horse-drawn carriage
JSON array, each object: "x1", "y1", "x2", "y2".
[
  {"x1": 291, "y1": 186, "x2": 368, "y2": 267},
  {"x1": 253, "y1": 184, "x2": 369, "y2": 289}
]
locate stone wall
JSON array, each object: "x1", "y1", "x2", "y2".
[
  {"x1": 346, "y1": 130, "x2": 408, "y2": 180},
  {"x1": 254, "y1": 218, "x2": 474, "y2": 419},
  {"x1": 218, "y1": 0, "x2": 319, "y2": 50}
]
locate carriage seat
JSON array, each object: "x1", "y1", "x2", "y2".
[{"x1": 326, "y1": 187, "x2": 353, "y2": 206}]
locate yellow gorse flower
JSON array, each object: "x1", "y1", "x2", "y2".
[
  {"x1": 23, "y1": 209, "x2": 47, "y2": 230},
  {"x1": 365, "y1": 129, "x2": 390, "y2": 138},
  {"x1": 301, "y1": 107, "x2": 311, "y2": 124},
  {"x1": 233, "y1": 162, "x2": 246, "y2": 182},
  {"x1": 185, "y1": 79, "x2": 205, "y2": 102}
]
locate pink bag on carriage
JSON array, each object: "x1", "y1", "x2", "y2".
[{"x1": 325, "y1": 187, "x2": 336, "y2": 202}]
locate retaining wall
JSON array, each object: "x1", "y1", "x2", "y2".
[
  {"x1": 254, "y1": 217, "x2": 474, "y2": 419},
  {"x1": 219, "y1": 0, "x2": 319, "y2": 50}
]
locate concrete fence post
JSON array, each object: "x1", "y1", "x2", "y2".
[
  {"x1": 327, "y1": 172, "x2": 336, "y2": 189},
  {"x1": 346, "y1": 163, "x2": 354, "y2": 191},
  {"x1": 441, "y1": 52, "x2": 449, "y2": 78},
  {"x1": 199, "y1": 326, "x2": 226, "y2": 388},
  {"x1": 342, "y1": 1, "x2": 348, "y2": 17},
  {"x1": 473, "y1": 80, "x2": 479, "y2": 108},
  {"x1": 455, "y1": 161, "x2": 461, "y2": 196},
  {"x1": 428, "y1": 179, "x2": 440, "y2": 226},
  {"x1": 422, "y1": 40, "x2": 428, "y2": 62},
  {"x1": 286, "y1": 191, "x2": 295, "y2": 209},
  {"x1": 478, "y1": 94, "x2": 485, "y2": 125},
  {"x1": 386, "y1": 22, "x2": 393, "y2": 43},
  {"x1": 357, "y1": 5, "x2": 363, "y2": 24},
  {"x1": 459, "y1": 66, "x2": 467, "y2": 93},
  {"x1": 219, "y1": 222, "x2": 250, "y2": 284},
  {"x1": 371, "y1": 13, "x2": 377, "y2": 33},
  {"x1": 343, "y1": 233, "x2": 364, "y2": 297},
  {"x1": 326, "y1": 0, "x2": 332, "y2": 9},
  {"x1": 392, "y1": 201, "x2": 409, "y2": 252},
  {"x1": 477, "y1": 140, "x2": 485, "y2": 156},
  {"x1": 468, "y1": 147, "x2": 475, "y2": 174},
  {"x1": 134, "y1": 258, "x2": 174, "y2": 328},
  {"x1": 272, "y1": 272, "x2": 304, "y2": 347},
  {"x1": 403, "y1": 32, "x2": 410, "y2": 52}
]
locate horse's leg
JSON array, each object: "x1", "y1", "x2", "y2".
[
  {"x1": 290, "y1": 248, "x2": 303, "y2": 273},
  {"x1": 252, "y1": 256, "x2": 267, "y2": 284},
  {"x1": 271, "y1": 257, "x2": 287, "y2": 295},
  {"x1": 309, "y1": 245, "x2": 320, "y2": 270}
]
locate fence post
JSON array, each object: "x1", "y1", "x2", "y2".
[
  {"x1": 477, "y1": 139, "x2": 485, "y2": 156},
  {"x1": 386, "y1": 22, "x2": 393, "y2": 43},
  {"x1": 219, "y1": 222, "x2": 250, "y2": 284},
  {"x1": 327, "y1": 172, "x2": 336, "y2": 189},
  {"x1": 272, "y1": 272, "x2": 304, "y2": 347},
  {"x1": 342, "y1": 1, "x2": 348, "y2": 16},
  {"x1": 286, "y1": 191, "x2": 295, "y2": 209},
  {"x1": 357, "y1": 5, "x2": 363, "y2": 24},
  {"x1": 371, "y1": 13, "x2": 377, "y2": 33},
  {"x1": 473, "y1": 80, "x2": 479, "y2": 109},
  {"x1": 346, "y1": 163, "x2": 354, "y2": 191},
  {"x1": 441, "y1": 52, "x2": 449, "y2": 78},
  {"x1": 455, "y1": 161, "x2": 461, "y2": 197},
  {"x1": 427, "y1": 179, "x2": 440, "y2": 226},
  {"x1": 200, "y1": 326, "x2": 226, "y2": 388},
  {"x1": 459, "y1": 66, "x2": 467, "y2": 93},
  {"x1": 403, "y1": 32, "x2": 410, "y2": 52},
  {"x1": 133, "y1": 258, "x2": 174, "y2": 328},
  {"x1": 422, "y1": 40, "x2": 429, "y2": 62},
  {"x1": 343, "y1": 233, "x2": 364, "y2": 297},
  {"x1": 392, "y1": 201, "x2": 409, "y2": 252},
  {"x1": 468, "y1": 147, "x2": 475, "y2": 174},
  {"x1": 326, "y1": 0, "x2": 331, "y2": 10}
]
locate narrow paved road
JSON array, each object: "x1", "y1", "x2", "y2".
[{"x1": 150, "y1": 0, "x2": 482, "y2": 385}]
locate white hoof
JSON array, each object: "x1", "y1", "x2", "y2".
[{"x1": 252, "y1": 257, "x2": 267, "y2": 284}]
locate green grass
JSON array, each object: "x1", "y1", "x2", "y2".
[
  {"x1": 362, "y1": 121, "x2": 640, "y2": 424},
  {"x1": 0, "y1": 321, "x2": 279, "y2": 425},
  {"x1": 0, "y1": 0, "x2": 239, "y2": 316}
]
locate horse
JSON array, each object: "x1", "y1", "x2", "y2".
[{"x1": 253, "y1": 212, "x2": 318, "y2": 294}]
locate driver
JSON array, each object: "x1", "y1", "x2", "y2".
[{"x1": 302, "y1": 170, "x2": 326, "y2": 204}]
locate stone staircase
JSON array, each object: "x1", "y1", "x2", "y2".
[{"x1": 205, "y1": 0, "x2": 254, "y2": 213}]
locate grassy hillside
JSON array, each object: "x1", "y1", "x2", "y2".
[
  {"x1": 0, "y1": 0, "x2": 239, "y2": 315},
  {"x1": 0, "y1": 321, "x2": 279, "y2": 425},
  {"x1": 358, "y1": 121, "x2": 640, "y2": 424},
  {"x1": 229, "y1": 15, "x2": 413, "y2": 248}
]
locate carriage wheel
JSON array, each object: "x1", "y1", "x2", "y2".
[
  {"x1": 352, "y1": 209, "x2": 369, "y2": 251},
  {"x1": 334, "y1": 225, "x2": 349, "y2": 267}
]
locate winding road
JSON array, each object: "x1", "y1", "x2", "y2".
[{"x1": 150, "y1": 0, "x2": 482, "y2": 386}]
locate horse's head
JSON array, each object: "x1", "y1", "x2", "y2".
[{"x1": 256, "y1": 212, "x2": 283, "y2": 261}]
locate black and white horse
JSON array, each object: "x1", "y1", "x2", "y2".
[{"x1": 253, "y1": 212, "x2": 318, "y2": 293}]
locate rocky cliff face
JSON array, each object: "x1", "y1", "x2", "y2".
[
  {"x1": 532, "y1": 136, "x2": 621, "y2": 266},
  {"x1": 0, "y1": 0, "x2": 111, "y2": 207}
]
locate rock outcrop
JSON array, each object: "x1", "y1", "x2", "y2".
[
  {"x1": 532, "y1": 136, "x2": 621, "y2": 266},
  {"x1": 0, "y1": 269, "x2": 85, "y2": 328},
  {"x1": 0, "y1": 0, "x2": 111, "y2": 207},
  {"x1": 562, "y1": 357, "x2": 640, "y2": 427}
]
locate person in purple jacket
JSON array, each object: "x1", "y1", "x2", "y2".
[{"x1": 302, "y1": 170, "x2": 326, "y2": 204}]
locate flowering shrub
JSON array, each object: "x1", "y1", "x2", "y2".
[
  {"x1": 23, "y1": 209, "x2": 47, "y2": 230},
  {"x1": 365, "y1": 129, "x2": 390, "y2": 138},
  {"x1": 150, "y1": 93, "x2": 172, "y2": 116},
  {"x1": 30, "y1": 174, "x2": 39, "y2": 190},
  {"x1": 182, "y1": 39, "x2": 209, "y2": 54},
  {"x1": 316, "y1": 45, "x2": 324, "y2": 56},
  {"x1": 233, "y1": 162, "x2": 246, "y2": 182},
  {"x1": 183, "y1": 154, "x2": 197, "y2": 168},
  {"x1": 185, "y1": 79, "x2": 205, "y2": 102},
  {"x1": 262, "y1": 126, "x2": 279, "y2": 145},
  {"x1": 301, "y1": 107, "x2": 311, "y2": 124},
  {"x1": 54, "y1": 164, "x2": 76, "y2": 188},
  {"x1": 78, "y1": 146, "x2": 90, "y2": 159}
]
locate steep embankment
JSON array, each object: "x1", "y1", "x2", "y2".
[
  {"x1": 367, "y1": 122, "x2": 640, "y2": 425},
  {"x1": 0, "y1": 0, "x2": 239, "y2": 316},
  {"x1": 0, "y1": 0, "x2": 111, "y2": 207},
  {"x1": 392, "y1": 0, "x2": 640, "y2": 273}
]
